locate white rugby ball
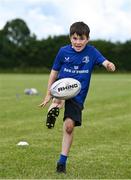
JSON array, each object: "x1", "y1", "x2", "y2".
[
  {"x1": 24, "y1": 88, "x2": 38, "y2": 95},
  {"x1": 50, "y1": 78, "x2": 81, "y2": 100}
]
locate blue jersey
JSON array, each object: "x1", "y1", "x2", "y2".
[{"x1": 52, "y1": 44, "x2": 106, "y2": 106}]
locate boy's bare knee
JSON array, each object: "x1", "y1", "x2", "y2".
[
  {"x1": 64, "y1": 119, "x2": 74, "y2": 134},
  {"x1": 66, "y1": 126, "x2": 73, "y2": 134}
]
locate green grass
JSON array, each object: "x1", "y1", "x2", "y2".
[{"x1": 0, "y1": 73, "x2": 131, "y2": 179}]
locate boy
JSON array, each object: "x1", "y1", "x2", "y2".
[{"x1": 39, "y1": 22, "x2": 116, "y2": 173}]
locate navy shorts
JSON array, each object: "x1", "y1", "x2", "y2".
[{"x1": 63, "y1": 99, "x2": 83, "y2": 126}]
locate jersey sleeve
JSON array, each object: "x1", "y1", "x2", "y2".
[
  {"x1": 52, "y1": 48, "x2": 63, "y2": 71},
  {"x1": 93, "y1": 47, "x2": 106, "y2": 65}
]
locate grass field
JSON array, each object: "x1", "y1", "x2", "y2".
[{"x1": 0, "y1": 73, "x2": 131, "y2": 179}]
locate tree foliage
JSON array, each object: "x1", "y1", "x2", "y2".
[
  {"x1": 0, "y1": 18, "x2": 131, "y2": 73},
  {"x1": 3, "y1": 18, "x2": 31, "y2": 46}
]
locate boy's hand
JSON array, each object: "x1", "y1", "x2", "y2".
[
  {"x1": 103, "y1": 60, "x2": 116, "y2": 72},
  {"x1": 39, "y1": 94, "x2": 52, "y2": 108},
  {"x1": 106, "y1": 62, "x2": 116, "y2": 72}
]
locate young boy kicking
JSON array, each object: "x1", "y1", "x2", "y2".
[{"x1": 39, "y1": 21, "x2": 116, "y2": 173}]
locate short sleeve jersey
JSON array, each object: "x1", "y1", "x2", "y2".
[{"x1": 52, "y1": 44, "x2": 106, "y2": 106}]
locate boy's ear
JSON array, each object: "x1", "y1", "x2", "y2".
[{"x1": 86, "y1": 36, "x2": 90, "y2": 43}]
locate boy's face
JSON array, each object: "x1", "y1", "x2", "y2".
[{"x1": 70, "y1": 33, "x2": 89, "y2": 52}]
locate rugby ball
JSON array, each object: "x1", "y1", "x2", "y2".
[
  {"x1": 24, "y1": 88, "x2": 38, "y2": 95},
  {"x1": 50, "y1": 78, "x2": 81, "y2": 100}
]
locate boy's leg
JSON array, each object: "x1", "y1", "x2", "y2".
[
  {"x1": 48, "y1": 98, "x2": 65, "y2": 111},
  {"x1": 46, "y1": 98, "x2": 64, "y2": 128},
  {"x1": 61, "y1": 118, "x2": 75, "y2": 155},
  {"x1": 57, "y1": 118, "x2": 75, "y2": 173},
  {"x1": 56, "y1": 99, "x2": 83, "y2": 173}
]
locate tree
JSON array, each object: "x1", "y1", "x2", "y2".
[
  {"x1": 2, "y1": 18, "x2": 31, "y2": 46},
  {"x1": 0, "y1": 18, "x2": 37, "y2": 69}
]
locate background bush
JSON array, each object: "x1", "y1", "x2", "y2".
[{"x1": 0, "y1": 18, "x2": 131, "y2": 73}]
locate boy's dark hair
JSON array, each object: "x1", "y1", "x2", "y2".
[{"x1": 70, "y1": 21, "x2": 90, "y2": 38}]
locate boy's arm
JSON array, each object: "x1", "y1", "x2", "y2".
[
  {"x1": 39, "y1": 70, "x2": 58, "y2": 107},
  {"x1": 102, "y1": 60, "x2": 116, "y2": 72}
]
